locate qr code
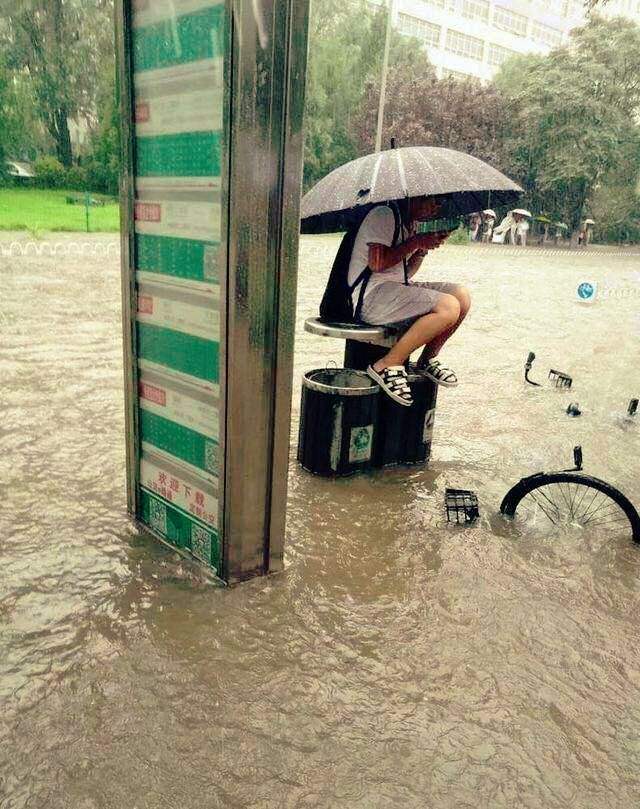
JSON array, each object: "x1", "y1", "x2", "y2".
[
  {"x1": 191, "y1": 525, "x2": 212, "y2": 563},
  {"x1": 149, "y1": 496, "x2": 167, "y2": 535},
  {"x1": 205, "y1": 440, "x2": 218, "y2": 474},
  {"x1": 203, "y1": 245, "x2": 218, "y2": 282}
]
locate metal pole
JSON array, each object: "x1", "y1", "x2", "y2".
[
  {"x1": 222, "y1": 0, "x2": 310, "y2": 583},
  {"x1": 375, "y1": 0, "x2": 394, "y2": 153}
]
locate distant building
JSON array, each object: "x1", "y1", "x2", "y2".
[
  {"x1": 6, "y1": 160, "x2": 35, "y2": 180},
  {"x1": 370, "y1": 0, "x2": 640, "y2": 81}
]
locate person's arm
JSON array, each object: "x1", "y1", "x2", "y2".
[
  {"x1": 406, "y1": 248, "x2": 427, "y2": 279},
  {"x1": 366, "y1": 232, "x2": 445, "y2": 273}
]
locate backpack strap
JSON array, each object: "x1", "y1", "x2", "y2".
[
  {"x1": 389, "y1": 201, "x2": 409, "y2": 286},
  {"x1": 389, "y1": 202, "x2": 409, "y2": 286},
  {"x1": 389, "y1": 201, "x2": 402, "y2": 246},
  {"x1": 350, "y1": 267, "x2": 372, "y2": 322}
]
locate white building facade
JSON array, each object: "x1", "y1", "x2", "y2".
[{"x1": 373, "y1": 0, "x2": 640, "y2": 81}]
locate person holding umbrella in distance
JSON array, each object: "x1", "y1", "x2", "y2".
[
  {"x1": 301, "y1": 144, "x2": 523, "y2": 407},
  {"x1": 481, "y1": 209, "x2": 496, "y2": 242}
]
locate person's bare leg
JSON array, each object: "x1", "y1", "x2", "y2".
[
  {"x1": 418, "y1": 285, "x2": 471, "y2": 365},
  {"x1": 373, "y1": 295, "x2": 460, "y2": 372}
]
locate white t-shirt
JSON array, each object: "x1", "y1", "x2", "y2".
[{"x1": 348, "y1": 205, "x2": 411, "y2": 300}]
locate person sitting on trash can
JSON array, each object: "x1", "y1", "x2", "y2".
[{"x1": 347, "y1": 196, "x2": 470, "y2": 407}]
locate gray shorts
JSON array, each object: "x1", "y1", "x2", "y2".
[{"x1": 359, "y1": 281, "x2": 459, "y2": 327}]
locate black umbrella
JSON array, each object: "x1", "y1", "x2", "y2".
[{"x1": 301, "y1": 145, "x2": 523, "y2": 234}]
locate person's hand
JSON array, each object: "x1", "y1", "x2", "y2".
[{"x1": 416, "y1": 232, "x2": 449, "y2": 251}]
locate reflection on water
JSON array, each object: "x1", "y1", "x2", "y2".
[{"x1": 1, "y1": 234, "x2": 640, "y2": 808}]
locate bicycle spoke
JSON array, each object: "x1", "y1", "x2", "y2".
[
  {"x1": 528, "y1": 491, "x2": 561, "y2": 520},
  {"x1": 572, "y1": 482, "x2": 591, "y2": 516},
  {"x1": 582, "y1": 505, "x2": 625, "y2": 527},
  {"x1": 579, "y1": 492, "x2": 610, "y2": 524},
  {"x1": 576, "y1": 487, "x2": 601, "y2": 523},
  {"x1": 525, "y1": 491, "x2": 559, "y2": 524},
  {"x1": 558, "y1": 483, "x2": 597, "y2": 524},
  {"x1": 554, "y1": 482, "x2": 574, "y2": 515},
  {"x1": 535, "y1": 486, "x2": 563, "y2": 516},
  {"x1": 559, "y1": 482, "x2": 575, "y2": 517},
  {"x1": 568, "y1": 482, "x2": 582, "y2": 519},
  {"x1": 584, "y1": 515, "x2": 628, "y2": 528},
  {"x1": 583, "y1": 502, "x2": 622, "y2": 520}
]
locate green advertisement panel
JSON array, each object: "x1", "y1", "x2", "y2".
[
  {"x1": 119, "y1": 0, "x2": 310, "y2": 582},
  {"x1": 130, "y1": 0, "x2": 224, "y2": 573}
]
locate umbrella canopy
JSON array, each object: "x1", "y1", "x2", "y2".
[{"x1": 301, "y1": 146, "x2": 522, "y2": 234}]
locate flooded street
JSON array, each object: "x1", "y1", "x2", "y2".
[{"x1": 1, "y1": 233, "x2": 640, "y2": 808}]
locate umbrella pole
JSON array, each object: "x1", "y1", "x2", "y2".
[{"x1": 375, "y1": 0, "x2": 394, "y2": 153}]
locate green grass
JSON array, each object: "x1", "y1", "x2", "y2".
[
  {"x1": 447, "y1": 225, "x2": 472, "y2": 245},
  {"x1": 0, "y1": 188, "x2": 121, "y2": 233}
]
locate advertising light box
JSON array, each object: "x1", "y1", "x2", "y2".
[{"x1": 118, "y1": 0, "x2": 310, "y2": 582}]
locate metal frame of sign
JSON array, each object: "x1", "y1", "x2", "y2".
[{"x1": 116, "y1": 0, "x2": 310, "y2": 584}]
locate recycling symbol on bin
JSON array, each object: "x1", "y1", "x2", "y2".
[{"x1": 353, "y1": 428, "x2": 371, "y2": 451}]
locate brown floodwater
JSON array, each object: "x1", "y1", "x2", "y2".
[{"x1": 1, "y1": 233, "x2": 640, "y2": 808}]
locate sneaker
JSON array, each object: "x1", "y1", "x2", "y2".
[
  {"x1": 367, "y1": 365, "x2": 413, "y2": 407},
  {"x1": 415, "y1": 358, "x2": 458, "y2": 387}
]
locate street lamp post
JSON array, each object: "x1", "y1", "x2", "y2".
[{"x1": 375, "y1": 0, "x2": 395, "y2": 153}]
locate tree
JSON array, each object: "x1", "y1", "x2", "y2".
[
  {"x1": 589, "y1": 126, "x2": 640, "y2": 243},
  {"x1": 494, "y1": 16, "x2": 640, "y2": 240},
  {"x1": 0, "y1": 54, "x2": 44, "y2": 179},
  {"x1": 0, "y1": 57, "x2": 15, "y2": 178},
  {"x1": 591, "y1": 182, "x2": 640, "y2": 244},
  {"x1": 0, "y1": 0, "x2": 114, "y2": 167},
  {"x1": 84, "y1": 61, "x2": 121, "y2": 195},
  {"x1": 352, "y1": 68, "x2": 508, "y2": 170},
  {"x1": 304, "y1": 0, "x2": 434, "y2": 189}
]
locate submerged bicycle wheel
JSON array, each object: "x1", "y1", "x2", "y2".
[{"x1": 500, "y1": 472, "x2": 640, "y2": 544}]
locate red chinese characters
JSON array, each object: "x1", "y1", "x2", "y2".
[
  {"x1": 137, "y1": 295, "x2": 154, "y2": 315},
  {"x1": 134, "y1": 203, "x2": 162, "y2": 223},
  {"x1": 135, "y1": 102, "x2": 151, "y2": 123},
  {"x1": 139, "y1": 383, "x2": 167, "y2": 407}
]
